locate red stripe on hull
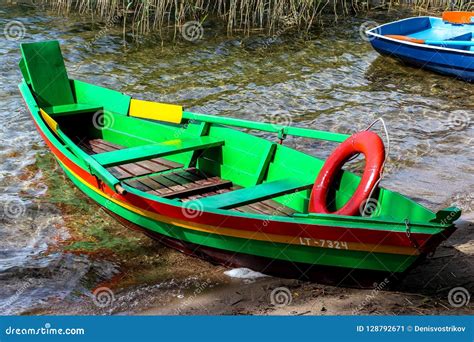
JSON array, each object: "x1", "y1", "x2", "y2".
[{"x1": 29, "y1": 110, "x2": 434, "y2": 249}]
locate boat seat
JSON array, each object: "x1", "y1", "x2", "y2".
[
  {"x1": 442, "y1": 11, "x2": 474, "y2": 25},
  {"x1": 193, "y1": 178, "x2": 313, "y2": 209},
  {"x1": 124, "y1": 168, "x2": 233, "y2": 199},
  {"x1": 43, "y1": 103, "x2": 103, "y2": 116},
  {"x1": 92, "y1": 136, "x2": 224, "y2": 167},
  {"x1": 20, "y1": 40, "x2": 102, "y2": 115}
]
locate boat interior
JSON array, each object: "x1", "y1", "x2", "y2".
[
  {"x1": 378, "y1": 15, "x2": 474, "y2": 51},
  {"x1": 72, "y1": 134, "x2": 298, "y2": 217},
  {"x1": 58, "y1": 111, "x2": 314, "y2": 217},
  {"x1": 19, "y1": 40, "x2": 444, "y2": 223}
]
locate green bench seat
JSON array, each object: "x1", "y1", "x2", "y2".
[
  {"x1": 194, "y1": 178, "x2": 313, "y2": 210},
  {"x1": 92, "y1": 136, "x2": 224, "y2": 167},
  {"x1": 43, "y1": 103, "x2": 103, "y2": 116}
]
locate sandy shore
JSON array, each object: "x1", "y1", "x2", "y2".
[{"x1": 24, "y1": 211, "x2": 472, "y2": 316}]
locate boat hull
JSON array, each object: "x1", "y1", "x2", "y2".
[
  {"x1": 59, "y1": 159, "x2": 420, "y2": 276},
  {"x1": 370, "y1": 37, "x2": 474, "y2": 81},
  {"x1": 367, "y1": 17, "x2": 474, "y2": 82},
  {"x1": 108, "y1": 210, "x2": 415, "y2": 287}
]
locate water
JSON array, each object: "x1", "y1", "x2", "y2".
[{"x1": 0, "y1": 3, "x2": 473, "y2": 314}]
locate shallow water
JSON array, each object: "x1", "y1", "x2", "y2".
[{"x1": 0, "y1": 4, "x2": 473, "y2": 314}]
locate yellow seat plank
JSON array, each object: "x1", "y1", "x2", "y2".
[
  {"x1": 129, "y1": 99, "x2": 182, "y2": 124},
  {"x1": 39, "y1": 108, "x2": 59, "y2": 134}
]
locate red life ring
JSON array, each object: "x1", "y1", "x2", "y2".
[{"x1": 309, "y1": 131, "x2": 385, "y2": 216}]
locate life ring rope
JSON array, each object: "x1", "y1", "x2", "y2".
[{"x1": 361, "y1": 118, "x2": 390, "y2": 214}]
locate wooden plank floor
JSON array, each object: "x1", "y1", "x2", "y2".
[
  {"x1": 124, "y1": 168, "x2": 233, "y2": 199},
  {"x1": 181, "y1": 186, "x2": 296, "y2": 217},
  {"x1": 76, "y1": 138, "x2": 182, "y2": 179},
  {"x1": 75, "y1": 138, "x2": 295, "y2": 217}
]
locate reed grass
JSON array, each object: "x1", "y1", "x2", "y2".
[{"x1": 40, "y1": 0, "x2": 474, "y2": 37}]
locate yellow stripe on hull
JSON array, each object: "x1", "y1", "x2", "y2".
[
  {"x1": 39, "y1": 108, "x2": 58, "y2": 133},
  {"x1": 58, "y1": 160, "x2": 419, "y2": 257}
]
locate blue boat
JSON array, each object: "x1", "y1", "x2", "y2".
[{"x1": 366, "y1": 12, "x2": 474, "y2": 82}]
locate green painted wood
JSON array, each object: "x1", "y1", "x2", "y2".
[
  {"x1": 93, "y1": 137, "x2": 225, "y2": 167},
  {"x1": 100, "y1": 126, "x2": 188, "y2": 167},
  {"x1": 198, "y1": 124, "x2": 275, "y2": 187},
  {"x1": 185, "y1": 121, "x2": 211, "y2": 168},
  {"x1": 72, "y1": 80, "x2": 131, "y2": 115},
  {"x1": 267, "y1": 144, "x2": 321, "y2": 212},
  {"x1": 18, "y1": 50, "x2": 446, "y2": 229},
  {"x1": 40, "y1": 116, "x2": 120, "y2": 190},
  {"x1": 62, "y1": 164, "x2": 419, "y2": 273},
  {"x1": 20, "y1": 41, "x2": 74, "y2": 107},
  {"x1": 430, "y1": 207, "x2": 462, "y2": 225},
  {"x1": 58, "y1": 135, "x2": 118, "y2": 190},
  {"x1": 19, "y1": 81, "x2": 38, "y2": 110},
  {"x1": 19, "y1": 71, "x2": 449, "y2": 239},
  {"x1": 183, "y1": 111, "x2": 350, "y2": 143},
  {"x1": 20, "y1": 77, "x2": 447, "y2": 234},
  {"x1": 195, "y1": 178, "x2": 313, "y2": 209},
  {"x1": 44, "y1": 103, "x2": 103, "y2": 116},
  {"x1": 18, "y1": 58, "x2": 30, "y2": 85},
  {"x1": 254, "y1": 143, "x2": 277, "y2": 185}
]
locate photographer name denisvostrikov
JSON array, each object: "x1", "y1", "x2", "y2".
[{"x1": 414, "y1": 325, "x2": 466, "y2": 333}]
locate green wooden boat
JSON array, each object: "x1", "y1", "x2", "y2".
[{"x1": 18, "y1": 40, "x2": 461, "y2": 286}]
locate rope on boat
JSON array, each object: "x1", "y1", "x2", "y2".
[
  {"x1": 362, "y1": 117, "x2": 391, "y2": 215},
  {"x1": 366, "y1": 120, "x2": 419, "y2": 249},
  {"x1": 405, "y1": 219, "x2": 420, "y2": 249},
  {"x1": 365, "y1": 117, "x2": 390, "y2": 171}
]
